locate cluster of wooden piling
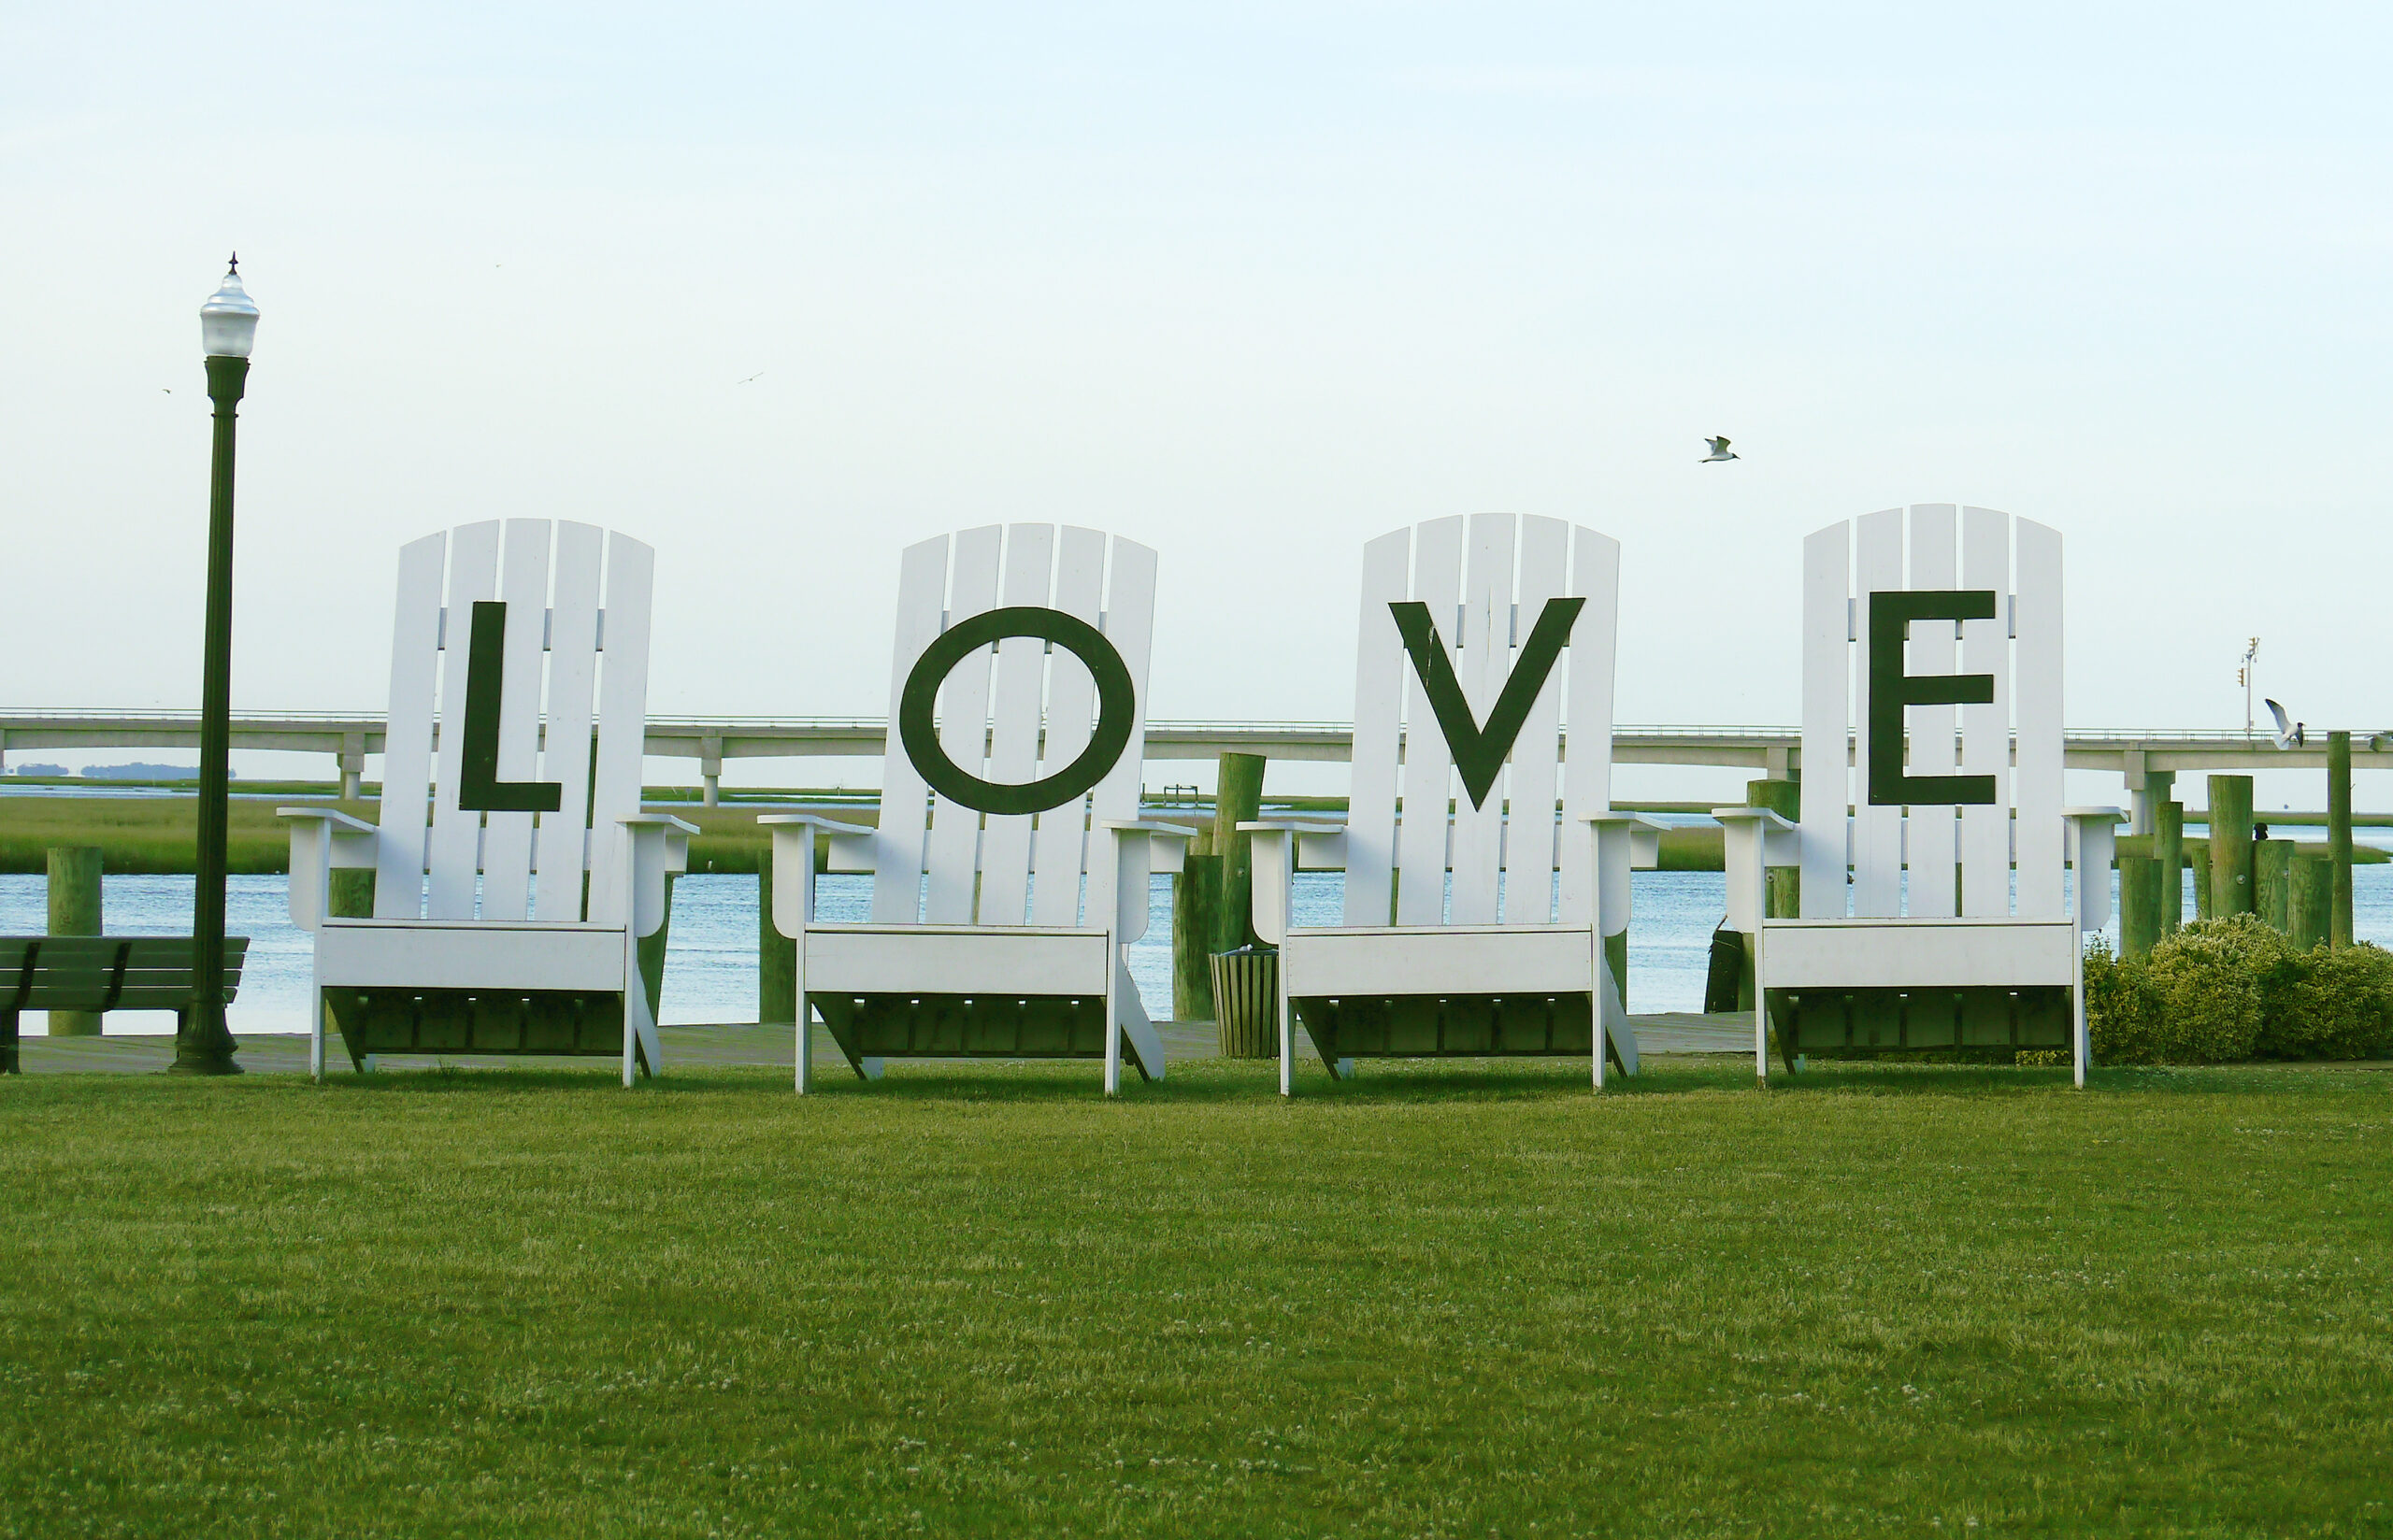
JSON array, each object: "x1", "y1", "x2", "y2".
[{"x1": 2116, "y1": 731, "x2": 2356, "y2": 957}]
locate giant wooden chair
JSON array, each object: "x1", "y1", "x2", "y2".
[
  {"x1": 281, "y1": 520, "x2": 694, "y2": 1085},
  {"x1": 1243, "y1": 513, "x2": 1660, "y2": 1094},
  {"x1": 1716, "y1": 505, "x2": 2118, "y2": 1086},
  {"x1": 764, "y1": 523, "x2": 1188, "y2": 1095}
]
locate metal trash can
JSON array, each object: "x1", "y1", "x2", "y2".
[{"x1": 1208, "y1": 945, "x2": 1279, "y2": 1059}]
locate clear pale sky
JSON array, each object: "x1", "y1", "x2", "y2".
[{"x1": 7, "y1": 6, "x2": 2388, "y2": 801}]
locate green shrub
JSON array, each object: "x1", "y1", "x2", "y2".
[
  {"x1": 2267, "y1": 942, "x2": 2393, "y2": 1060},
  {"x1": 2087, "y1": 918, "x2": 2393, "y2": 1064}
]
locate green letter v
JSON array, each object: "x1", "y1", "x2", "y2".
[{"x1": 1388, "y1": 595, "x2": 1584, "y2": 812}]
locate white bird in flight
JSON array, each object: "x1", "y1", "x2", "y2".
[
  {"x1": 2264, "y1": 698, "x2": 2305, "y2": 750},
  {"x1": 1701, "y1": 436, "x2": 1738, "y2": 463}
]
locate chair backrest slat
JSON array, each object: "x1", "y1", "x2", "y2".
[
  {"x1": 479, "y1": 519, "x2": 553, "y2": 920},
  {"x1": 581, "y1": 531, "x2": 654, "y2": 928},
  {"x1": 1554, "y1": 524, "x2": 1620, "y2": 926},
  {"x1": 532, "y1": 521, "x2": 606, "y2": 921},
  {"x1": 1026, "y1": 526, "x2": 1111, "y2": 926},
  {"x1": 1341, "y1": 531, "x2": 1412, "y2": 926},
  {"x1": 425, "y1": 520, "x2": 504, "y2": 920},
  {"x1": 1350, "y1": 514, "x2": 1618, "y2": 929},
  {"x1": 373, "y1": 521, "x2": 652, "y2": 926},
  {"x1": 1501, "y1": 514, "x2": 1572, "y2": 925},
  {"x1": 1079, "y1": 535, "x2": 1156, "y2": 934},
  {"x1": 976, "y1": 524, "x2": 1059, "y2": 924},
  {"x1": 869, "y1": 537, "x2": 953, "y2": 922},
  {"x1": 2012, "y1": 516, "x2": 2067, "y2": 917},
  {"x1": 375, "y1": 533, "x2": 448, "y2": 917},
  {"x1": 1393, "y1": 517, "x2": 1465, "y2": 926},
  {"x1": 919, "y1": 526, "x2": 1004, "y2": 924},
  {"x1": 1906, "y1": 505, "x2": 1960, "y2": 919},
  {"x1": 1445, "y1": 514, "x2": 1515, "y2": 924},
  {"x1": 1801, "y1": 505, "x2": 2061, "y2": 920},
  {"x1": 1958, "y1": 506, "x2": 2013, "y2": 916},
  {"x1": 1850, "y1": 508, "x2": 1905, "y2": 917}
]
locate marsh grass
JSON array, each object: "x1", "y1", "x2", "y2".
[{"x1": 1, "y1": 1058, "x2": 2387, "y2": 1536}]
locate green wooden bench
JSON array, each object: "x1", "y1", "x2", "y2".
[{"x1": 0, "y1": 936, "x2": 249, "y2": 1073}]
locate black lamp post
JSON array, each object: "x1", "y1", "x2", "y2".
[{"x1": 172, "y1": 257, "x2": 259, "y2": 1076}]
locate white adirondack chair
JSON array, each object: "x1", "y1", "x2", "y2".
[
  {"x1": 280, "y1": 520, "x2": 694, "y2": 1086},
  {"x1": 764, "y1": 523, "x2": 1187, "y2": 1095},
  {"x1": 1716, "y1": 505, "x2": 2118, "y2": 1087},
  {"x1": 1243, "y1": 513, "x2": 1661, "y2": 1095}
]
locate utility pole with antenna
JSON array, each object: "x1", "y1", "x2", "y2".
[{"x1": 2240, "y1": 636, "x2": 2259, "y2": 745}]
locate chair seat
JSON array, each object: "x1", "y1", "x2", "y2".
[
  {"x1": 1282, "y1": 923, "x2": 1597, "y2": 998},
  {"x1": 804, "y1": 924, "x2": 1112, "y2": 998},
  {"x1": 317, "y1": 919, "x2": 629, "y2": 994},
  {"x1": 1758, "y1": 918, "x2": 2079, "y2": 990}
]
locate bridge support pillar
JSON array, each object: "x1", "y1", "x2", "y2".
[
  {"x1": 2123, "y1": 755, "x2": 2173, "y2": 836},
  {"x1": 701, "y1": 734, "x2": 724, "y2": 807}
]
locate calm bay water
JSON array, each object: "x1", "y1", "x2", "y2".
[{"x1": 8, "y1": 858, "x2": 2393, "y2": 1035}]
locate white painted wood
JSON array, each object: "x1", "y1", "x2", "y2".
[
  {"x1": 1395, "y1": 516, "x2": 1464, "y2": 925},
  {"x1": 317, "y1": 920, "x2": 630, "y2": 991},
  {"x1": 2066, "y1": 809, "x2": 2121, "y2": 931},
  {"x1": 1907, "y1": 505, "x2": 1959, "y2": 918},
  {"x1": 1081, "y1": 535, "x2": 1156, "y2": 937},
  {"x1": 535, "y1": 521, "x2": 605, "y2": 921},
  {"x1": 1446, "y1": 513, "x2": 1514, "y2": 924},
  {"x1": 923, "y1": 526, "x2": 1003, "y2": 924},
  {"x1": 803, "y1": 927, "x2": 1111, "y2": 995},
  {"x1": 1850, "y1": 508, "x2": 1904, "y2": 918},
  {"x1": 978, "y1": 524, "x2": 1057, "y2": 924},
  {"x1": 1958, "y1": 506, "x2": 2012, "y2": 917},
  {"x1": 583, "y1": 531, "x2": 654, "y2": 929},
  {"x1": 1115, "y1": 955, "x2": 1167, "y2": 1081},
  {"x1": 1029, "y1": 526, "x2": 1109, "y2": 926},
  {"x1": 1753, "y1": 919, "x2": 2078, "y2": 990},
  {"x1": 1798, "y1": 523, "x2": 1849, "y2": 918},
  {"x1": 426, "y1": 520, "x2": 500, "y2": 920},
  {"x1": 375, "y1": 532, "x2": 446, "y2": 919},
  {"x1": 2013, "y1": 517, "x2": 2066, "y2": 918},
  {"x1": 1556, "y1": 526, "x2": 1620, "y2": 927},
  {"x1": 1344, "y1": 529, "x2": 1411, "y2": 926},
  {"x1": 1282, "y1": 925, "x2": 1596, "y2": 998},
  {"x1": 871, "y1": 535, "x2": 953, "y2": 922},
  {"x1": 479, "y1": 520, "x2": 552, "y2": 920},
  {"x1": 1503, "y1": 516, "x2": 1570, "y2": 924}
]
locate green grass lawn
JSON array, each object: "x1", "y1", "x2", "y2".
[{"x1": 1, "y1": 1059, "x2": 2387, "y2": 1537}]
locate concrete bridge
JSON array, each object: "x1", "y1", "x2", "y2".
[{"x1": 5, "y1": 709, "x2": 2380, "y2": 828}]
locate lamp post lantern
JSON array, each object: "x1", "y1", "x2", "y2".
[{"x1": 173, "y1": 256, "x2": 258, "y2": 1076}]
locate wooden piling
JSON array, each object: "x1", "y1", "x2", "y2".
[
  {"x1": 2155, "y1": 800, "x2": 2184, "y2": 933},
  {"x1": 1745, "y1": 778, "x2": 1801, "y2": 920},
  {"x1": 1172, "y1": 825, "x2": 1219, "y2": 1022},
  {"x1": 757, "y1": 844, "x2": 795, "y2": 1025},
  {"x1": 2206, "y1": 775, "x2": 2255, "y2": 917},
  {"x1": 2329, "y1": 730, "x2": 2354, "y2": 948},
  {"x1": 328, "y1": 869, "x2": 375, "y2": 920},
  {"x1": 2118, "y1": 855, "x2": 2163, "y2": 959},
  {"x1": 2292, "y1": 856, "x2": 2333, "y2": 951},
  {"x1": 1211, "y1": 753, "x2": 1266, "y2": 957},
  {"x1": 2255, "y1": 838, "x2": 2294, "y2": 934},
  {"x1": 45, "y1": 847, "x2": 102, "y2": 1036}
]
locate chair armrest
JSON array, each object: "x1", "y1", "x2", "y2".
[
  {"x1": 1099, "y1": 819, "x2": 1195, "y2": 877},
  {"x1": 1239, "y1": 820, "x2": 1348, "y2": 871},
  {"x1": 2065, "y1": 807, "x2": 2124, "y2": 931},
  {"x1": 756, "y1": 813, "x2": 876, "y2": 838},
  {"x1": 1583, "y1": 811, "x2": 1669, "y2": 872},
  {"x1": 280, "y1": 807, "x2": 378, "y2": 931},
  {"x1": 1712, "y1": 808, "x2": 1799, "y2": 930},
  {"x1": 622, "y1": 813, "x2": 702, "y2": 836},
  {"x1": 279, "y1": 806, "x2": 378, "y2": 836},
  {"x1": 760, "y1": 813, "x2": 877, "y2": 886}
]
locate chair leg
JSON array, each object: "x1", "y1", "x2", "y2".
[
  {"x1": 1, "y1": 1008, "x2": 18, "y2": 1075},
  {"x1": 308, "y1": 985, "x2": 325, "y2": 1083}
]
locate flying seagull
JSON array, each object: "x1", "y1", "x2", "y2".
[
  {"x1": 2265, "y1": 698, "x2": 2305, "y2": 750},
  {"x1": 1702, "y1": 436, "x2": 1738, "y2": 463},
  {"x1": 737, "y1": 370, "x2": 766, "y2": 384}
]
